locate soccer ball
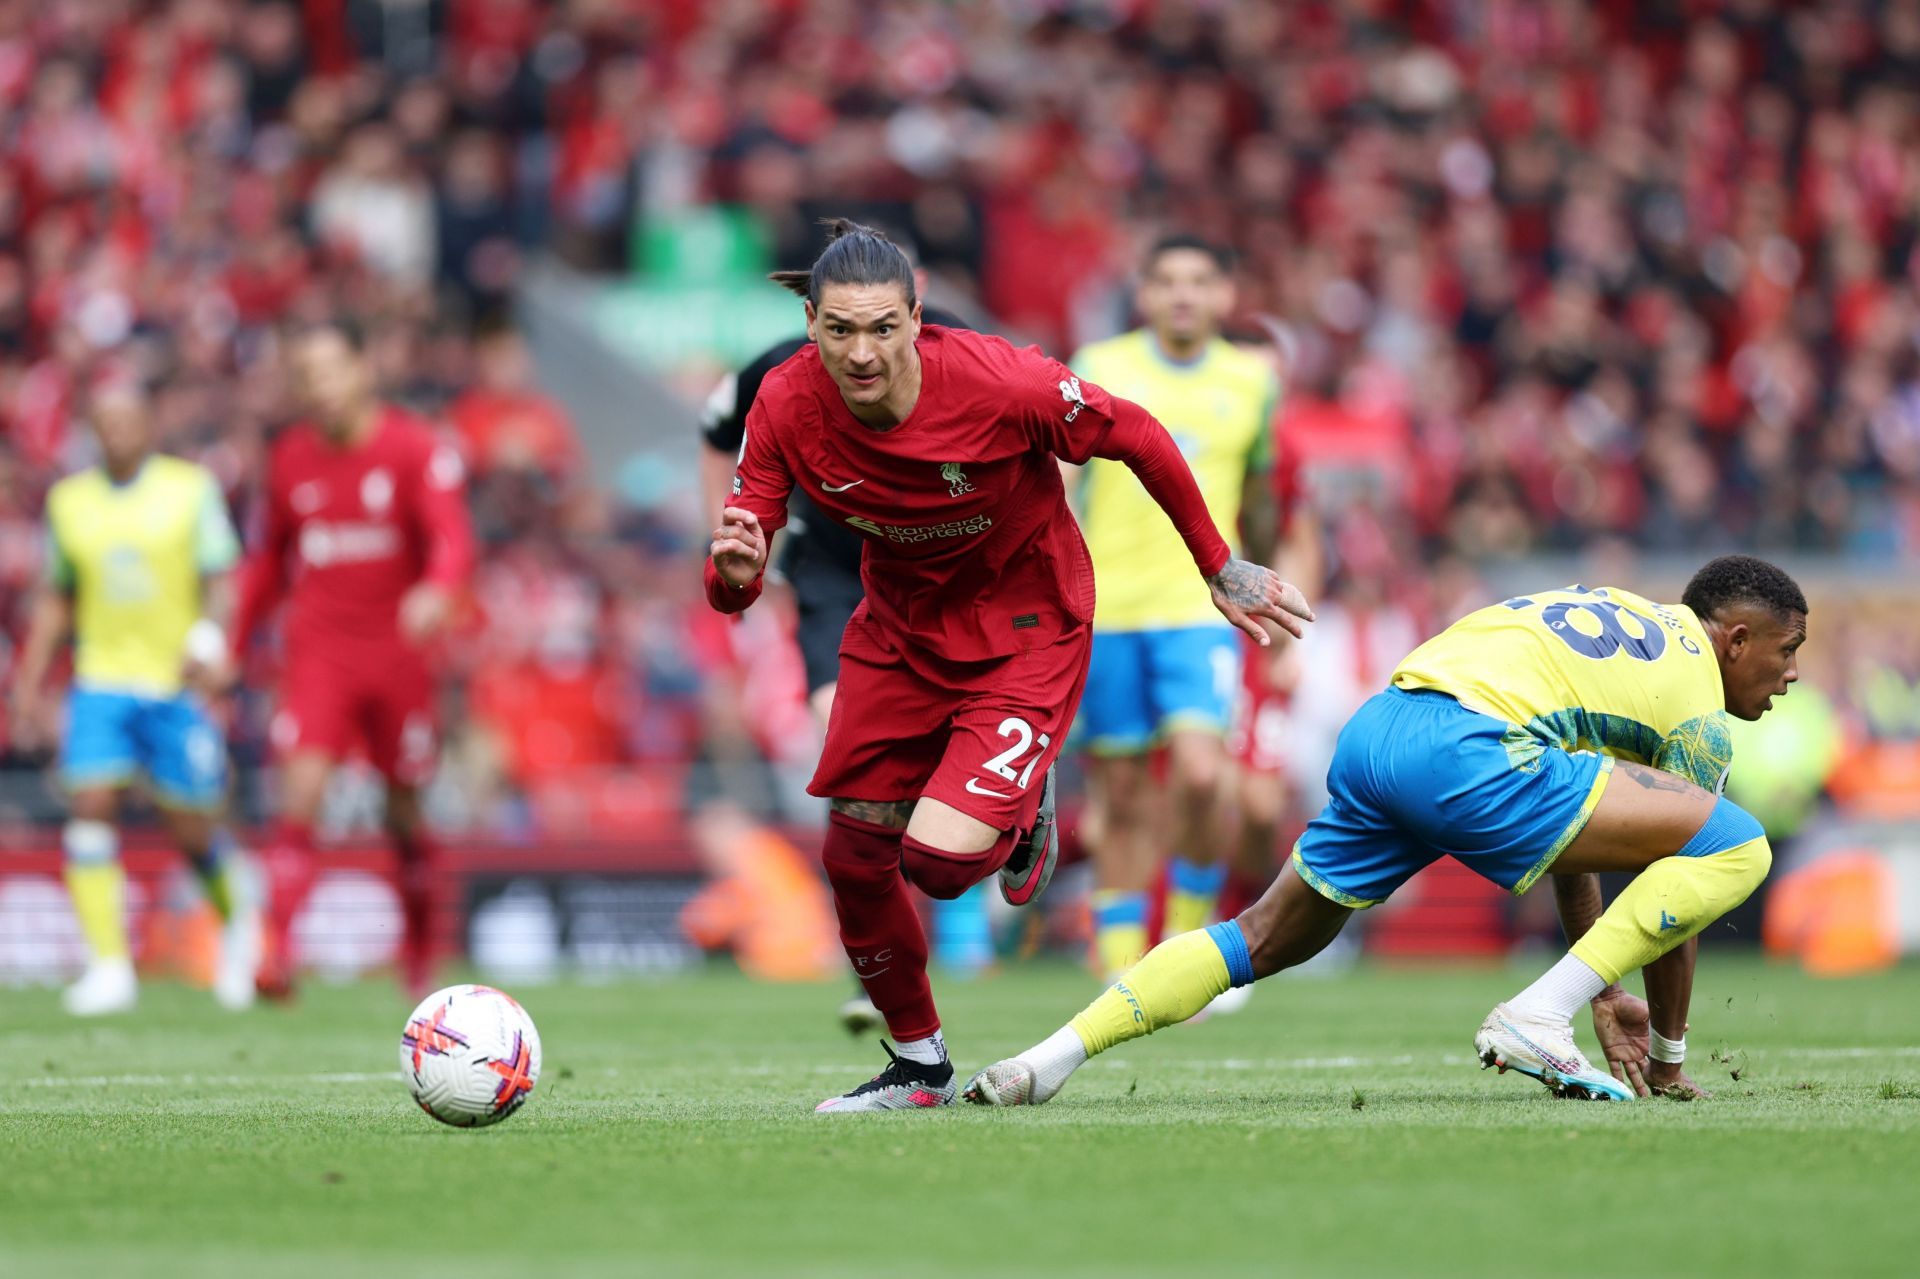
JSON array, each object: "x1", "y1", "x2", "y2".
[{"x1": 399, "y1": 984, "x2": 542, "y2": 1128}]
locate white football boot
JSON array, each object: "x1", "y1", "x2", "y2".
[
  {"x1": 63, "y1": 956, "x2": 137, "y2": 1017},
  {"x1": 814, "y1": 1044, "x2": 956, "y2": 1114},
  {"x1": 965, "y1": 1024, "x2": 1089, "y2": 1106},
  {"x1": 963, "y1": 1058, "x2": 1046, "y2": 1107},
  {"x1": 1474, "y1": 1002, "x2": 1634, "y2": 1101},
  {"x1": 214, "y1": 905, "x2": 261, "y2": 1010}
]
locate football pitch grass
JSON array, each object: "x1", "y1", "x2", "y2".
[{"x1": 4, "y1": 956, "x2": 1917, "y2": 1278}]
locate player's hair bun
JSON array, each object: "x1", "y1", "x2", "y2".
[{"x1": 769, "y1": 219, "x2": 918, "y2": 310}]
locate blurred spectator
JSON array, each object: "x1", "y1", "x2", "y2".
[
  {"x1": 310, "y1": 123, "x2": 435, "y2": 283},
  {"x1": 436, "y1": 130, "x2": 521, "y2": 305},
  {"x1": 447, "y1": 324, "x2": 583, "y2": 482},
  {"x1": 5, "y1": 0, "x2": 1920, "y2": 844},
  {"x1": 8, "y1": 0, "x2": 1920, "y2": 557}
]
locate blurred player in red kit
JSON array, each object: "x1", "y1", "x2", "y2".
[
  {"x1": 708, "y1": 221, "x2": 1314, "y2": 1112},
  {"x1": 231, "y1": 320, "x2": 475, "y2": 998}
]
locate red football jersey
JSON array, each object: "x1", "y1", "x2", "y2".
[
  {"x1": 235, "y1": 406, "x2": 475, "y2": 660},
  {"x1": 708, "y1": 326, "x2": 1230, "y2": 662}
]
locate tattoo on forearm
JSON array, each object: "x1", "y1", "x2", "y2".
[
  {"x1": 830, "y1": 798, "x2": 915, "y2": 829},
  {"x1": 1208, "y1": 558, "x2": 1269, "y2": 610},
  {"x1": 1620, "y1": 763, "x2": 1696, "y2": 795},
  {"x1": 1550, "y1": 872, "x2": 1604, "y2": 941}
]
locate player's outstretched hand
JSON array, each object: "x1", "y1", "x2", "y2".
[
  {"x1": 1590, "y1": 987, "x2": 1653, "y2": 1098},
  {"x1": 182, "y1": 655, "x2": 237, "y2": 699},
  {"x1": 711, "y1": 506, "x2": 768, "y2": 588},
  {"x1": 399, "y1": 582, "x2": 454, "y2": 646},
  {"x1": 1207, "y1": 557, "x2": 1314, "y2": 646}
]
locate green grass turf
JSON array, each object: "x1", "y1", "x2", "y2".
[{"x1": 3, "y1": 956, "x2": 1917, "y2": 1278}]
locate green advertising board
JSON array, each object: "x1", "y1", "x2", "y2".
[{"x1": 599, "y1": 206, "x2": 806, "y2": 366}]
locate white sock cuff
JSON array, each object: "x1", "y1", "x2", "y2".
[
  {"x1": 893, "y1": 1031, "x2": 947, "y2": 1066},
  {"x1": 63, "y1": 820, "x2": 118, "y2": 865},
  {"x1": 1509, "y1": 952, "x2": 1609, "y2": 1024},
  {"x1": 1030, "y1": 1024, "x2": 1090, "y2": 1095}
]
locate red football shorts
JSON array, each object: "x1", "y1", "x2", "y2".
[
  {"x1": 810, "y1": 612, "x2": 1090, "y2": 833},
  {"x1": 272, "y1": 644, "x2": 438, "y2": 786}
]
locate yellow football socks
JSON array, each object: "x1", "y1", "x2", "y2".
[
  {"x1": 65, "y1": 862, "x2": 129, "y2": 962},
  {"x1": 1090, "y1": 889, "x2": 1148, "y2": 979},
  {"x1": 1164, "y1": 857, "x2": 1227, "y2": 937},
  {"x1": 1070, "y1": 923, "x2": 1252, "y2": 1056},
  {"x1": 1571, "y1": 836, "x2": 1773, "y2": 983},
  {"x1": 64, "y1": 820, "x2": 128, "y2": 962}
]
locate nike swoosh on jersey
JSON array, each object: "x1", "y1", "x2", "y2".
[
  {"x1": 820, "y1": 479, "x2": 865, "y2": 492},
  {"x1": 965, "y1": 778, "x2": 1012, "y2": 798}
]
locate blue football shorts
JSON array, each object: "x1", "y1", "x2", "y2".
[
  {"x1": 1291, "y1": 686, "x2": 1613, "y2": 907},
  {"x1": 61, "y1": 685, "x2": 227, "y2": 809},
  {"x1": 1080, "y1": 625, "x2": 1242, "y2": 755}
]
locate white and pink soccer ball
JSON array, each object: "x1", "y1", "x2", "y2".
[{"x1": 400, "y1": 984, "x2": 542, "y2": 1128}]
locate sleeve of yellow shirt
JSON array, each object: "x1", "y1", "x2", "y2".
[
  {"x1": 1652, "y1": 710, "x2": 1734, "y2": 794},
  {"x1": 44, "y1": 509, "x2": 75, "y2": 592},
  {"x1": 193, "y1": 470, "x2": 242, "y2": 575}
]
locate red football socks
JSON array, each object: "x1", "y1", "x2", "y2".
[
  {"x1": 820, "y1": 811, "x2": 938, "y2": 1041},
  {"x1": 392, "y1": 828, "x2": 441, "y2": 997},
  {"x1": 259, "y1": 821, "x2": 317, "y2": 996}
]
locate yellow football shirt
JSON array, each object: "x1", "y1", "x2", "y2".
[
  {"x1": 1391, "y1": 586, "x2": 1732, "y2": 791},
  {"x1": 1071, "y1": 331, "x2": 1277, "y2": 631},
  {"x1": 46, "y1": 456, "x2": 241, "y2": 697}
]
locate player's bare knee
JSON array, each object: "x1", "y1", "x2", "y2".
[
  {"x1": 1172, "y1": 751, "x2": 1223, "y2": 805},
  {"x1": 68, "y1": 788, "x2": 117, "y2": 824},
  {"x1": 1240, "y1": 781, "x2": 1283, "y2": 830},
  {"x1": 1103, "y1": 771, "x2": 1156, "y2": 827}
]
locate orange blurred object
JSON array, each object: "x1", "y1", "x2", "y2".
[
  {"x1": 1762, "y1": 851, "x2": 1899, "y2": 977},
  {"x1": 1825, "y1": 742, "x2": 1920, "y2": 819},
  {"x1": 682, "y1": 819, "x2": 841, "y2": 983},
  {"x1": 137, "y1": 899, "x2": 220, "y2": 987}
]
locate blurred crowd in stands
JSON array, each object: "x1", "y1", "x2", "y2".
[{"x1": 1, "y1": 0, "x2": 1917, "y2": 839}]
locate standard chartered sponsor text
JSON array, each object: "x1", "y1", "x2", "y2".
[{"x1": 845, "y1": 514, "x2": 994, "y2": 544}]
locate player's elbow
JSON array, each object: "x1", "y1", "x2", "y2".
[{"x1": 1171, "y1": 748, "x2": 1225, "y2": 802}]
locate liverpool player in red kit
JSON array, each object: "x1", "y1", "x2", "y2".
[
  {"x1": 233, "y1": 321, "x2": 475, "y2": 998},
  {"x1": 709, "y1": 222, "x2": 1314, "y2": 1111}
]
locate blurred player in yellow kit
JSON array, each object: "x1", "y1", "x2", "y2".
[
  {"x1": 8, "y1": 379, "x2": 258, "y2": 1015},
  {"x1": 1070, "y1": 235, "x2": 1279, "y2": 979},
  {"x1": 968, "y1": 556, "x2": 1805, "y2": 1105}
]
